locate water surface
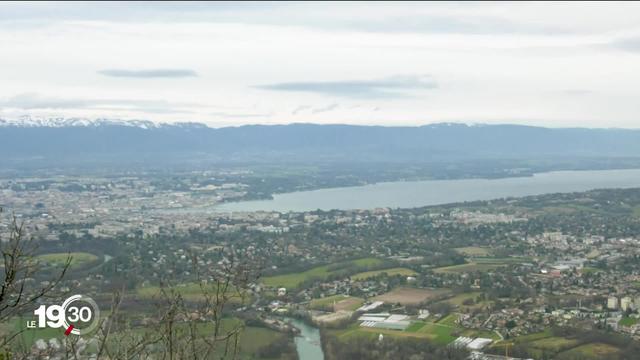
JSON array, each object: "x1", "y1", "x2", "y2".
[
  {"x1": 287, "y1": 318, "x2": 324, "y2": 360},
  {"x1": 216, "y1": 169, "x2": 640, "y2": 212}
]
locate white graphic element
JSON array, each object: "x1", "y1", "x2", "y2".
[{"x1": 32, "y1": 294, "x2": 100, "y2": 335}]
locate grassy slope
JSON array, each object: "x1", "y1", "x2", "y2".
[
  {"x1": 37, "y1": 252, "x2": 99, "y2": 267},
  {"x1": 262, "y1": 258, "x2": 384, "y2": 288}
]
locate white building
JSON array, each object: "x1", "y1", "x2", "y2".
[
  {"x1": 356, "y1": 301, "x2": 384, "y2": 312},
  {"x1": 467, "y1": 338, "x2": 493, "y2": 350},
  {"x1": 608, "y1": 296, "x2": 619, "y2": 310}
]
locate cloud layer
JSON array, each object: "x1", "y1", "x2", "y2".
[
  {"x1": 256, "y1": 75, "x2": 437, "y2": 99},
  {"x1": 98, "y1": 69, "x2": 198, "y2": 78},
  {"x1": 0, "y1": 93, "x2": 195, "y2": 114},
  {"x1": 2, "y1": 3, "x2": 640, "y2": 127}
]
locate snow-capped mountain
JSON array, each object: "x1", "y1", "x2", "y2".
[{"x1": 0, "y1": 116, "x2": 207, "y2": 129}]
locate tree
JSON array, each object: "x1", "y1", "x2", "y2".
[
  {"x1": 0, "y1": 210, "x2": 71, "y2": 351},
  {"x1": 90, "y1": 249, "x2": 262, "y2": 359}
]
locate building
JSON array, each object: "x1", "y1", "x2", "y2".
[
  {"x1": 358, "y1": 313, "x2": 410, "y2": 330},
  {"x1": 356, "y1": 301, "x2": 384, "y2": 312},
  {"x1": 608, "y1": 296, "x2": 619, "y2": 310},
  {"x1": 621, "y1": 296, "x2": 632, "y2": 311},
  {"x1": 418, "y1": 309, "x2": 430, "y2": 320},
  {"x1": 467, "y1": 338, "x2": 494, "y2": 350}
]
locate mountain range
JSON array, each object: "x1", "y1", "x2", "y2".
[{"x1": 2, "y1": 117, "x2": 640, "y2": 168}]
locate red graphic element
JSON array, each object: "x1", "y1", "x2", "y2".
[{"x1": 64, "y1": 325, "x2": 74, "y2": 336}]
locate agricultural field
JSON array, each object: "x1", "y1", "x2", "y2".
[
  {"x1": 351, "y1": 267, "x2": 416, "y2": 281},
  {"x1": 558, "y1": 343, "x2": 621, "y2": 359},
  {"x1": 490, "y1": 329, "x2": 622, "y2": 360},
  {"x1": 453, "y1": 246, "x2": 492, "y2": 257},
  {"x1": 411, "y1": 322, "x2": 458, "y2": 345},
  {"x1": 309, "y1": 295, "x2": 364, "y2": 311},
  {"x1": 37, "y1": 252, "x2": 99, "y2": 268},
  {"x1": 528, "y1": 336, "x2": 580, "y2": 352},
  {"x1": 262, "y1": 257, "x2": 384, "y2": 288},
  {"x1": 374, "y1": 287, "x2": 450, "y2": 305},
  {"x1": 346, "y1": 323, "x2": 439, "y2": 341}
]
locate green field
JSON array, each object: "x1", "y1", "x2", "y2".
[
  {"x1": 507, "y1": 330, "x2": 579, "y2": 354},
  {"x1": 619, "y1": 316, "x2": 638, "y2": 326},
  {"x1": 453, "y1": 247, "x2": 491, "y2": 257},
  {"x1": 237, "y1": 325, "x2": 290, "y2": 358},
  {"x1": 414, "y1": 322, "x2": 458, "y2": 344},
  {"x1": 348, "y1": 322, "x2": 453, "y2": 343},
  {"x1": 514, "y1": 329, "x2": 552, "y2": 342},
  {"x1": 405, "y1": 321, "x2": 427, "y2": 332},
  {"x1": 37, "y1": 252, "x2": 99, "y2": 268},
  {"x1": 437, "y1": 313, "x2": 459, "y2": 327},
  {"x1": 490, "y1": 329, "x2": 622, "y2": 360},
  {"x1": 262, "y1": 258, "x2": 384, "y2": 288},
  {"x1": 405, "y1": 313, "x2": 499, "y2": 345},
  {"x1": 474, "y1": 257, "x2": 528, "y2": 264},
  {"x1": 3, "y1": 317, "x2": 62, "y2": 352},
  {"x1": 581, "y1": 266, "x2": 603, "y2": 274},
  {"x1": 6, "y1": 316, "x2": 290, "y2": 359},
  {"x1": 558, "y1": 342, "x2": 621, "y2": 359},
  {"x1": 184, "y1": 319, "x2": 290, "y2": 359},
  {"x1": 434, "y1": 262, "x2": 504, "y2": 273},
  {"x1": 351, "y1": 267, "x2": 416, "y2": 281},
  {"x1": 529, "y1": 336, "x2": 580, "y2": 352}
]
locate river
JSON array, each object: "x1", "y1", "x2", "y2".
[
  {"x1": 216, "y1": 169, "x2": 640, "y2": 212},
  {"x1": 286, "y1": 318, "x2": 324, "y2": 360}
]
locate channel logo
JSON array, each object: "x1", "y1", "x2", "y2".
[{"x1": 27, "y1": 295, "x2": 100, "y2": 336}]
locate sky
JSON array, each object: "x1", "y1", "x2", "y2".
[{"x1": 2, "y1": 1, "x2": 640, "y2": 128}]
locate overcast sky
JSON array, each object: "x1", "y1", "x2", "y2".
[{"x1": 2, "y1": 1, "x2": 640, "y2": 128}]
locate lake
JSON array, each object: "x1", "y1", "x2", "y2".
[{"x1": 216, "y1": 169, "x2": 640, "y2": 212}]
